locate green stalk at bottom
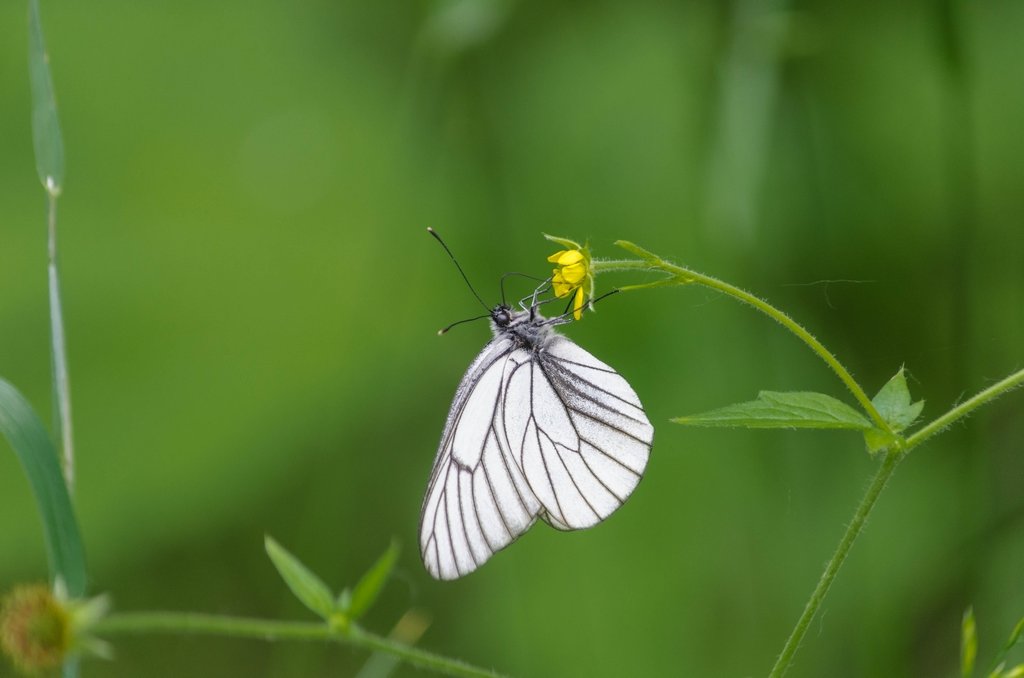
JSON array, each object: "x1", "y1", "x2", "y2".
[
  {"x1": 767, "y1": 450, "x2": 901, "y2": 677},
  {"x1": 94, "y1": 613, "x2": 506, "y2": 678}
]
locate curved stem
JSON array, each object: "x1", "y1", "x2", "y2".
[
  {"x1": 94, "y1": 612, "x2": 506, "y2": 678},
  {"x1": 596, "y1": 250, "x2": 893, "y2": 433},
  {"x1": 768, "y1": 450, "x2": 902, "y2": 677},
  {"x1": 596, "y1": 246, "x2": 1024, "y2": 677}
]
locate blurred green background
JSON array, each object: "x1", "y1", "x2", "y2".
[{"x1": 2, "y1": 0, "x2": 1023, "y2": 676}]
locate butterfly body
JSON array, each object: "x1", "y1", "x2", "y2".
[
  {"x1": 488, "y1": 304, "x2": 553, "y2": 348},
  {"x1": 420, "y1": 304, "x2": 653, "y2": 580}
]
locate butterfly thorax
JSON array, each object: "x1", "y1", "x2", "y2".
[{"x1": 489, "y1": 305, "x2": 554, "y2": 351}]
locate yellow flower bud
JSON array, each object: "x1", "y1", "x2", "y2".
[
  {"x1": 1, "y1": 585, "x2": 70, "y2": 673},
  {"x1": 545, "y1": 240, "x2": 594, "y2": 320}
]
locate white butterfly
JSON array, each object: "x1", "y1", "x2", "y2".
[{"x1": 420, "y1": 301, "x2": 654, "y2": 580}]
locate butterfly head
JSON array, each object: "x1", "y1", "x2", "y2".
[
  {"x1": 489, "y1": 303, "x2": 553, "y2": 349},
  {"x1": 490, "y1": 304, "x2": 513, "y2": 329}
]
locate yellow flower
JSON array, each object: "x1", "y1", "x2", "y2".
[{"x1": 546, "y1": 238, "x2": 593, "y2": 320}]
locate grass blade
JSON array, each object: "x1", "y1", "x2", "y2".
[
  {"x1": 0, "y1": 378, "x2": 86, "y2": 596},
  {"x1": 962, "y1": 607, "x2": 978, "y2": 678},
  {"x1": 28, "y1": 0, "x2": 64, "y2": 195}
]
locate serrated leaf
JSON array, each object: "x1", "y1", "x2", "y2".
[
  {"x1": 0, "y1": 378, "x2": 87, "y2": 596},
  {"x1": 871, "y1": 367, "x2": 924, "y2": 432},
  {"x1": 264, "y1": 535, "x2": 335, "y2": 620},
  {"x1": 28, "y1": 0, "x2": 65, "y2": 194},
  {"x1": 962, "y1": 607, "x2": 977, "y2": 678},
  {"x1": 347, "y1": 540, "x2": 400, "y2": 621},
  {"x1": 673, "y1": 391, "x2": 872, "y2": 430}
]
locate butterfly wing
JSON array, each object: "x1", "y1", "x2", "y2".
[
  {"x1": 502, "y1": 335, "x2": 653, "y2": 531},
  {"x1": 420, "y1": 338, "x2": 541, "y2": 580}
]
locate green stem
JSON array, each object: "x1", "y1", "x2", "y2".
[
  {"x1": 596, "y1": 245, "x2": 1024, "y2": 677},
  {"x1": 596, "y1": 250, "x2": 893, "y2": 433},
  {"x1": 93, "y1": 612, "x2": 506, "y2": 678},
  {"x1": 904, "y1": 368, "x2": 1024, "y2": 450},
  {"x1": 767, "y1": 369, "x2": 1024, "y2": 677},
  {"x1": 47, "y1": 190, "x2": 74, "y2": 494},
  {"x1": 767, "y1": 450, "x2": 901, "y2": 677}
]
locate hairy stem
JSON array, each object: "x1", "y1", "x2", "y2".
[
  {"x1": 93, "y1": 612, "x2": 506, "y2": 678},
  {"x1": 598, "y1": 247, "x2": 893, "y2": 433},
  {"x1": 767, "y1": 368, "x2": 1024, "y2": 676},
  {"x1": 768, "y1": 450, "x2": 901, "y2": 677},
  {"x1": 905, "y1": 368, "x2": 1024, "y2": 450},
  {"x1": 597, "y1": 245, "x2": 1024, "y2": 677}
]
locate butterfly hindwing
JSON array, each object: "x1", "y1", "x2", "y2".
[{"x1": 502, "y1": 336, "x2": 654, "y2": 531}]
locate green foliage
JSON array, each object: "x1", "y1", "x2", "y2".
[
  {"x1": 542, "y1": 233, "x2": 584, "y2": 251},
  {"x1": 264, "y1": 536, "x2": 336, "y2": 620},
  {"x1": 963, "y1": 607, "x2": 978, "y2": 678},
  {"x1": 870, "y1": 368, "x2": 924, "y2": 431},
  {"x1": 3, "y1": 2, "x2": 1024, "y2": 677},
  {"x1": 27, "y1": 0, "x2": 64, "y2": 194},
  {"x1": 348, "y1": 540, "x2": 400, "y2": 622},
  {"x1": 674, "y1": 391, "x2": 872, "y2": 430},
  {"x1": 986, "y1": 615, "x2": 1024, "y2": 678},
  {"x1": 960, "y1": 608, "x2": 1024, "y2": 678},
  {"x1": 864, "y1": 368, "x2": 924, "y2": 455},
  {"x1": 265, "y1": 536, "x2": 400, "y2": 628},
  {"x1": 0, "y1": 379, "x2": 85, "y2": 598}
]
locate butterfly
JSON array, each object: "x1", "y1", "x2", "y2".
[{"x1": 419, "y1": 296, "x2": 654, "y2": 580}]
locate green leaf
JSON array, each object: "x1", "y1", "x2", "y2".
[
  {"x1": 0, "y1": 378, "x2": 86, "y2": 597},
  {"x1": 264, "y1": 535, "x2": 335, "y2": 620},
  {"x1": 347, "y1": 540, "x2": 400, "y2": 621},
  {"x1": 870, "y1": 367, "x2": 924, "y2": 432},
  {"x1": 1004, "y1": 617, "x2": 1024, "y2": 650},
  {"x1": 336, "y1": 587, "x2": 352, "y2": 612},
  {"x1": 988, "y1": 617, "x2": 1024, "y2": 678},
  {"x1": 673, "y1": 391, "x2": 872, "y2": 430},
  {"x1": 863, "y1": 368, "x2": 924, "y2": 455},
  {"x1": 962, "y1": 607, "x2": 978, "y2": 678},
  {"x1": 613, "y1": 239, "x2": 663, "y2": 263},
  {"x1": 542, "y1": 233, "x2": 583, "y2": 251},
  {"x1": 863, "y1": 428, "x2": 899, "y2": 456},
  {"x1": 28, "y1": 0, "x2": 65, "y2": 194},
  {"x1": 999, "y1": 665, "x2": 1024, "y2": 678}
]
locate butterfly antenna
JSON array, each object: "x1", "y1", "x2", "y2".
[
  {"x1": 437, "y1": 312, "x2": 491, "y2": 336},
  {"x1": 427, "y1": 228, "x2": 490, "y2": 312}
]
